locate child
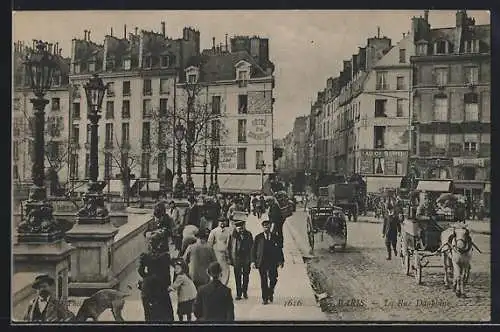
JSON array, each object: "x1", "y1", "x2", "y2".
[{"x1": 169, "y1": 260, "x2": 197, "y2": 321}]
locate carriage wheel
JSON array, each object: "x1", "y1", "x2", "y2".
[
  {"x1": 306, "y1": 217, "x2": 315, "y2": 251},
  {"x1": 414, "y1": 254, "x2": 422, "y2": 285}
]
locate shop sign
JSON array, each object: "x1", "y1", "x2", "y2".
[
  {"x1": 361, "y1": 150, "x2": 407, "y2": 158},
  {"x1": 453, "y1": 157, "x2": 488, "y2": 167},
  {"x1": 220, "y1": 147, "x2": 236, "y2": 169},
  {"x1": 248, "y1": 118, "x2": 270, "y2": 141}
]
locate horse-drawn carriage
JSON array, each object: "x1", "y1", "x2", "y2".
[{"x1": 305, "y1": 190, "x2": 347, "y2": 252}]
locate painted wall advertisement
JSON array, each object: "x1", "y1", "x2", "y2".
[
  {"x1": 247, "y1": 118, "x2": 271, "y2": 141},
  {"x1": 219, "y1": 147, "x2": 237, "y2": 169}
]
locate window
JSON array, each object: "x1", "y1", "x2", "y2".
[
  {"x1": 71, "y1": 124, "x2": 79, "y2": 144},
  {"x1": 433, "y1": 97, "x2": 448, "y2": 121},
  {"x1": 158, "y1": 121, "x2": 168, "y2": 148},
  {"x1": 464, "y1": 93, "x2": 479, "y2": 122},
  {"x1": 88, "y1": 62, "x2": 95, "y2": 72},
  {"x1": 374, "y1": 126, "x2": 385, "y2": 148},
  {"x1": 238, "y1": 70, "x2": 249, "y2": 81},
  {"x1": 157, "y1": 152, "x2": 166, "y2": 178},
  {"x1": 143, "y1": 56, "x2": 152, "y2": 68},
  {"x1": 212, "y1": 96, "x2": 221, "y2": 115},
  {"x1": 255, "y1": 150, "x2": 264, "y2": 169},
  {"x1": 399, "y1": 49, "x2": 406, "y2": 63},
  {"x1": 395, "y1": 161, "x2": 403, "y2": 175},
  {"x1": 435, "y1": 40, "x2": 448, "y2": 54},
  {"x1": 396, "y1": 76, "x2": 405, "y2": 90},
  {"x1": 161, "y1": 55, "x2": 170, "y2": 68},
  {"x1": 143, "y1": 79, "x2": 152, "y2": 96},
  {"x1": 464, "y1": 67, "x2": 479, "y2": 85},
  {"x1": 160, "y1": 79, "x2": 169, "y2": 94},
  {"x1": 105, "y1": 101, "x2": 114, "y2": 119},
  {"x1": 211, "y1": 119, "x2": 221, "y2": 143},
  {"x1": 122, "y1": 100, "x2": 130, "y2": 119},
  {"x1": 434, "y1": 134, "x2": 447, "y2": 149},
  {"x1": 435, "y1": 68, "x2": 448, "y2": 86},
  {"x1": 106, "y1": 82, "x2": 114, "y2": 97},
  {"x1": 237, "y1": 148, "x2": 246, "y2": 169},
  {"x1": 375, "y1": 99, "x2": 387, "y2": 117},
  {"x1": 238, "y1": 119, "x2": 247, "y2": 143},
  {"x1": 52, "y1": 73, "x2": 61, "y2": 86},
  {"x1": 142, "y1": 122, "x2": 150, "y2": 148},
  {"x1": 70, "y1": 154, "x2": 79, "y2": 179},
  {"x1": 51, "y1": 98, "x2": 60, "y2": 111},
  {"x1": 104, "y1": 153, "x2": 112, "y2": 179},
  {"x1": 72, "y1": 103, "x2": 80, "y2": 119},
  {"x1": 85, "y1": 153, "x2": 90, "y2": 178},
  {"x1": 464, "y1": 40, "x2": 480, "y2": 53},
  {"x1": 462, "y1": 167, "x2": 476, "y2": 180},
  {"x1": 464, "y1": 134, "x2": 479, "y2": 152},
  {"x1": 396, "y1": 99, "x2": 405, "y2": 117},
  {"x1": 123, "y1": 58, "x2": 131, "y2": 70},
  {"x1": 160, "y1": 98, "x2": 168, "y2": 117},
  {"x1": 72, "y1": 85, "x2": 81, "y2": 99},
  {"x1": 86, "y1": 124, "x2": 91, "y2": 143},
  {"x1": 143, "y1": 99, "x2": 152, "y2": 118},
  {"x1": 74, "y1": 63, "x2": 80, "y2": 74},
  {"x1": 106, "y1": 59, "x2": 115, "y2": 71},
  {"x1": 105, "y1": 123, "x2": 113, "y2": 148},
  {"x1": 13, "y1": 144, "x2": 19, "y2": 161},
  {"x1": 376, "y1": 71, "x2": 388, "y2": 90},
  {"x1": 188, "y1": 74, "x2": 197, "y2": 83},
  {"x1": 238, "y1": 95, "x2": 248, "y2": 114},
  {"x1": 373, "y1": 157, "x2": 385, "y2": 174},
  {"x1": 122, "y1": 123, "x2": 129, "y2": 146},
  {"x1": 123, "y1": 81, "x2": 131, "y2": 96},
  {"x1": 141, "y1": 153, "x2": 150, "y2": 178}
]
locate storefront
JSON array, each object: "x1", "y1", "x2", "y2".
[{"x1": 365, "y1": 176, "x2": 403, "y2": 193}]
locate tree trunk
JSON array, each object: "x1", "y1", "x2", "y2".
[{"x1": 123, "y1": 171, "x2": 130, "y2": 206}]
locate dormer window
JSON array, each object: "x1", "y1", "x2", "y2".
[
  {"x1": 185, "y1": 66, "x2": 199, "y2": 84},
  {"x1": 434, "y1": 40, "x2": 448, "y2": 55},
  {"x1": 188, "y1": 74, "x2": 197, "y2": 83},
  {"x1": 106, "y1": 59, "x2": 115, "y2": 72},
  {"x1": 74, "y1": 63, "x2": 80, "y2": 74},
  {"x1": 161, "y1": 55, "x2": 170, "y2": 68},
  {"x1": 123, "y1": 58, "x2": 131, "y2": 70},
  {"x1": 88, "y1": 61, "x2": 96, "y2": 72},
  {"x1": 143, "y1": 56, "x2": 152, "y2": 69},
  {"x1": 52, "y1": 71, "x2": 61, "y2": 87},
  {"x1": 235, "y1": 60, "x2": 251, "y2": 88},
  {"x1": 464, "y1": 40, "x2": 480, "y2": 53}
]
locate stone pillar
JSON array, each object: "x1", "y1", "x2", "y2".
[
  {"x1": 65, "y1": 213, "x2": 118, "y2": 297},
  {"x1": 13, "y1": 239, "x2": 74, "y2": 304}
]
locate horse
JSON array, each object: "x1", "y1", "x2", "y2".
[{"x1": 439, "y1": 224, "x2": 474, "y2": 297}]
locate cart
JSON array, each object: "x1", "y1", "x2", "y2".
[{"x1": 305, "y1": 196, "x2": 347, "y2": 252}]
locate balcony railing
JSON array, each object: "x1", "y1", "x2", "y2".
[{"x1": 375, "y1": 84, "x2": 389, "y2": 91}]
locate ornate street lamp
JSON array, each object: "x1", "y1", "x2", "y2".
[
  {"x1": 202, "y1": 158, "x2": 208, "y2": 195},
  {"x1": 75, "y1": 74, "x2": 109, "y2": 223},
  {"x1": 17, "y1": 40, "x2": 61, "y2": 242},
  {"x1": 258, "y1": 160, "x2": 266, "y2": 193},
  {"x1": 173, "y1": 122, "x2": 186, "y2": 198}
]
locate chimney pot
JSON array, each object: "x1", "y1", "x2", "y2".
[
  {"x1": 88, "y1": 30, "x2": 91, "y2": 41},
  {"x1": 135, "y1": 27, "x2": 138, "y2": 35},
  {"x1": 377, "y1": 26, "x2": 380, "y2": 38},
  {"x1": 84, "y1": 30, "x2": 88, "y2": 40},
  {"x1": 111, "y1": 27, "x2": 113, "y2": 36},
  {"x1": 124, "y1": 24, "x2": 127, "y2": 38},
  {"x1": 225, "y1": 33, "x2": 228, "y2": 52},
  {"x1": 59, "y1": 48, "x2": 62, "y2": 55},
  {"x1": 424, "y1": 9, "x2": 429, "y2": 22},
  {"x1": 212, "y1": 37, "x2": 215, "y2": 49},
  {"x1": 161, "y1": 21, "x2": 165, "y2": 37}
]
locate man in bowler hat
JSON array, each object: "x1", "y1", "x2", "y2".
[
  {"x1": 193, "y1": 262, "x2": 235, "y2": 321},
  {"x1": 23, "y1": 274, "x2": 75, "y2": 322},
  {"x1": 227, "y1": 218, "x2": 254, "y2": 300},
  {"x1": 251, "y1": 220, "x2": 285, "y2": 305},
  {"x1": 382, "y1": 202, "x2": 401, "y2": 260}
]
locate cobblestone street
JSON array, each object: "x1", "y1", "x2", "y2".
[{"x1": 287, "y1": 211, "x2": 491, "y2": 321}]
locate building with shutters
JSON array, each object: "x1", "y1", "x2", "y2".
[
  {"x1": 178, "y1": 35, "x2": 275, "y2": 193},
  {"x1": 409, "y1": 10, "x2": 490, "y2": 204},
  {"x1": 13, "y1": 41, "x2": 71, "y2": 195}
]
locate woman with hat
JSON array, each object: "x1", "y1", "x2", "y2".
[
  {"x1": 207, "y1": 216, "x2": 232, "y2": 285},
  {"x1": 23, "y1": 274, "x2": 75, "y2": 322},
  {"x1": 193, "y1": 262, "x2": 235, "y2": 321},
  {"x1": 183, "y1": 229, "x2": 218, "y2": 290},
  {"x1": 168, "y1": 259, "x2": 197, "y2": 321}
]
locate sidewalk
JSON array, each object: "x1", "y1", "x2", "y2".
[{"x1": 357, "y1": 215, "x2": 491, "y2": 235}]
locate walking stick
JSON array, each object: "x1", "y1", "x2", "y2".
[{"x1": 471, "y1": 241, "x2": 482, "y2": 254}]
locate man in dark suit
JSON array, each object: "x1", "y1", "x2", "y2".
[
  {"x1": 193, "y1": 262, "x2": 235, "y2": 321},
  {"x1": 268, "y1": 198, "x2": 285, "y2": 248},
  {"x1": 251, "y1": 220, "x2": 285, "y2": 305},
  {"x1": 227, "y1": 219, "x2": 254, "y2": 300},
  {"x1": 185, "y1": 196, "x2": 201, "y2": 228},
  {"x1": 382, "y1": 203, "x2": 401, "y2": 260},
  {"x1": 23, "y1": 274, "x2": 75, "y2": 322}
]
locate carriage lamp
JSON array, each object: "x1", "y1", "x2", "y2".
[
  {"x1": 175, "y1": 122, "x2": 186, "y2": 141},
  {"x1": 84, "y1": 74, "x2": 108, "y2": 113}
]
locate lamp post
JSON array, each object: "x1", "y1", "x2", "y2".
[
  {"x1": 258, "y1": 160, "x2": 266, "y2": 193},
  {"x1": 17, "y1": 40, "x2": 61, "y2": 242},
  {"x1": 173, "y1": 122, "x2": 185, "y2": 198},
  {"x1": 202, "y1": 158, "x2": 208, "y2": 194},
  {"x1": 209, "y1": 147, "x2": 215, "y2": 195}
]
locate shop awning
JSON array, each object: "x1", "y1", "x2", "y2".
[
  {"x1": 484, "y1": 183, "x2": 491, "y2": 193},
  {"x1": 219, "y1": 174, "x2": 269, "y2": 194},
  {"x1": 454, "y1": 182, "x2": 485, "y2": 190},
  {"x1": 416, "y1": 180, "x2": 452, "y2": 192},
  {"x1": 366, "y1": 176, "x2": 403, "y2": 193}
]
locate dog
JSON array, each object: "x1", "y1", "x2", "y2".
[{"x1": 73, "y1": 285, "x2": 133, "y2": 321}]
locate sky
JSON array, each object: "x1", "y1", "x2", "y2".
[{"x1": 13, "y1": 10, "x2": 490, "y2": 139}]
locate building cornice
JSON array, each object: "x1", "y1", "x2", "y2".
[
  {"x1": 176, "y1": 76, "x2": 274, "y2": 88},
  {"x1": 373, "y1": 64, "x2": 412, "y2": 70},
  {"x1": 410, "y1": 53, "x2": 490, "y2": 63}
]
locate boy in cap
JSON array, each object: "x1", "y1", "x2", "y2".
[
  {"x1": 23, "y1": 274, "x2": 75, "y2": 322},
  {"x1": 382, "y1": 203, "x2": 401, "y2": 260},
  {"x1": 227, "y1": 218, "x2": 254, "y2": 300},
  {"x1": 251, "y1": 220, "x2": 285, "y2": 304},
  {"x1": 193, "y1": 262, "x2": 235, "y2": 321}
]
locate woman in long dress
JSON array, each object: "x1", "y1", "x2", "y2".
[{"x1": 207, "y1": 217, "x2": 231, "y2": 285}]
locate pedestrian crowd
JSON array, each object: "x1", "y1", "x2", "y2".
[{"x1": 138, "y1": 191, "x2": 288, "y2": 322}]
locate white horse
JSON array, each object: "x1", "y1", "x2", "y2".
[{"x1": 439, "y1": 225, "x2": 473, "y2": 297}]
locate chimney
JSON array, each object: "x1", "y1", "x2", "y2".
[
  {"x1": 212, "y1": 37, "x2": 215, "y2": 50},
  {"x1": 161, "y1": 21, "x2": 165, "y2": 37},
  {"x1": 55, "y1": 42, "x2": 58, "y2": 54},
  {"x1": 84, "y1": 30, "x2": 88, "y2": 40},
  {"x1": 403, "y1": 32, "x2": 406, "y2": 38},
  {"x1": 88, "y1": 30, "x2": 91, "y2": 41},
  {"x1": 135, "y1": 27, "x2": 138, "y2": 35},
  {"x1": 124, "y1": 24, "x2": 127, "y2": 38},
  {"x1": 110, "y1": 27, "x2": 113, "y2": 37},
  {"x1": 424, "y1": 10, "x2": 429, "y2": 22},
  {"x1": 59, "y1": 48, "x2": 62, "y2": 56},
  {"x1": 48, "y1": 43, "x2": 53, "y2": 53},
  {"x1": 377, "y1": 26, "x2": 380, "y2": 38},
  {"x1": 225, "y1": 34, "x2": 228, "y2": 52}
]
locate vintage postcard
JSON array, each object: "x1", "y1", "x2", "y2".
[{"x1": 12, "y1": 9, "x2": 491, "y2": 323}]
